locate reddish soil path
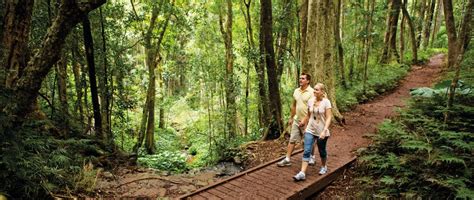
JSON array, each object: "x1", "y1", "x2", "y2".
[{"x1": 327, "y1": 54, "x2": 445, "y2": 163}]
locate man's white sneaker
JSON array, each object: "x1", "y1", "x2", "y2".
[
  {"x1": 319, "y1": 166, "x2": 328, "y2": 175},
  {"x1": 293, "y1": 171, "x2": 306, "y2": 181},
  {"x1": 277, "y1": 158, "x2": 291, "y2": 167}
]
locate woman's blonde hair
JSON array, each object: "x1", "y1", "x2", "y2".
[{"x1": 314, "y1": 83, "x2": 328, "y2": 99}]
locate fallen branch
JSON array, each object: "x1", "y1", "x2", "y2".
[{"x1": 115, "y1": 177, "x2": 183, "y2": 188}]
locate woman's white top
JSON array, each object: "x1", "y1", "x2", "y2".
[{"x1": 305, "y1": 97, "x2": 332, "y2": 137}]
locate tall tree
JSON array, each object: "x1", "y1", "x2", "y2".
[
  {"x1": 82, "y1": 15, "x2": 103, "y2": 139},
  {"x1": 401, "y1": 0, "x2": 418, "y2": 63},
  {"x1": 302, "y1": 0, "x2": 343, "y2": 122},
  {"x1": 422, "y1": 0, "x2": 436, "y2": 48},
  {"x1": 0, "y1": 0, "x2": 105, "y2": 131},
  {"x1": 443, "y1": 0, "x2": 473, "y2": 121},
  {"x1": 335, "y1": 0, "x2": 347, "y2": 89},
  {"x1": 219, "y1": 0, "x2": 237, "y2": 138},
  {"x1": 380, "y1": 0, "x2": 401, "y2": 64},
  {"x1": 99, "y1": 7, "x2": 112, "y2": 143},
  {"x1": 363, "y1": 0, "x2": 376, "y2": 92},
  {"x1": 56, "y1": 52, "x2": 69, "y2": 134},
  {"x1": 261, "y1": 0, "x2": 284, "y2": 140},
  {"x1": 241, "y1": 0, "x2": 270, "y2": 134},
  {"x1": 133, "y1": 0, "x2": 173, "y2": 154},
  {"x1": 1, "y1": 0, "x2": 34, "y2": 88},
  {"x1": 275, "y1": 0, "x2": 294, "y2": 79}
]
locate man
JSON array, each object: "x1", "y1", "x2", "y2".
[{"x1": 277, "y1": 73, "x2": 315, "y2": 167}]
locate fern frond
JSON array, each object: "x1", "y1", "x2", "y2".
[{"x1": 400, "y1": 139, "x2": 432, "y2": 153}]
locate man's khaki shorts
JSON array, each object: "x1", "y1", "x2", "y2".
[{"x1": 289, "y1": 120, "x2": 304, "y2": 143}]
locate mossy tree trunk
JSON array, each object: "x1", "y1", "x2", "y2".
[{"x1": 302, "y1": 0, "x2": 343, "y2": 122}]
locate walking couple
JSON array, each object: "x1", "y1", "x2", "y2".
[{"x1": 277, "y1": 73, "x2": 333, "y2": 182}]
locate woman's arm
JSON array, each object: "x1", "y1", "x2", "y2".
[{"x1": 319, "y1": 108, "x2": 332, "y2": 139}]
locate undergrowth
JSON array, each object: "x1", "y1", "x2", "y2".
[{"x1": 355, "y1": 49, "x2": 474, "y2": 198}]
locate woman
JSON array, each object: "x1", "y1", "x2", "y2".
[{"x1": 293, "y1": 83, "x2": 333, "y2": 181}]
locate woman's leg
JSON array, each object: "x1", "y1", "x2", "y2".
[
  {"x1": 316, "y1": 137, "x2": 328, "y2": 167},
  {"x1": 301, "y1": 132, "x2": 316, "y2": 173}
]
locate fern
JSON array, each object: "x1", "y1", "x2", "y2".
[{"x1": 400, "y1": 139, "x2": 432, "y2": 153}]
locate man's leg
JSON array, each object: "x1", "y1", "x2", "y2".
[{"x1": 277, "y1": 121, "x2": 301, "y2": 167}]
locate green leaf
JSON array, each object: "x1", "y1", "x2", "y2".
[{"x1": 380, "y1": 176, "x2": 396, "y2": 185}]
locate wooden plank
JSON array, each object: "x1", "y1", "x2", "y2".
[
  {"x1": 178, "y1": 149, "x2": 303, "y2": 199},
  {"x1": 286, "y1": 157, "x2": 356, "y2": 200}
]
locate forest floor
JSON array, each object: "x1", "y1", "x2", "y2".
[{"x1": 77, "y1": 54, "x2": 444, "y2": 199}]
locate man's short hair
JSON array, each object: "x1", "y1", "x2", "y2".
[{"x1": 301, "y1": 73, "x2": 311, "y2": 82}]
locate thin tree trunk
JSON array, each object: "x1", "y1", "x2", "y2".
[
  {"x1": 300, "y1": 0, "x2": 309, "y2": 69},
  {"x1": 380, "y1": 0, "x2": 401, "y2": 64},
  {"x1": 261, "y1": 0, "x2": 283, "y2": 140},
  {"x1": 402, "y1": 0, "x2": 418, "y2": 63},
  {"x1": 400, "y1": 9, "x2": 405, "y2": 63},
  {"x1": 242, "y1": 0, "x2": 270, "y2": 133},
  {"x1": 443, "y1": 0, "x2": 473, "y2": 122},
  {"x1": 56, "y1": 51, "x2": 69, "y2": 134},
  {"x1": 417, "y1": 0, "x2": 428, "y2": 48},
  {"x1": 443, "y1": 0, "x2": 458, "y2": 69},
  {"x1": 430, "y1": 0, "x2": 442, "y2": 47},
  {"x1": 363, "y1": 0, "x2": 375, "y2": 92},
  {"x1": 335, "y1": 0, "x2": 347, "y2": 89},
  {"x1": 83, "y1": 15, "x2": 103, "y2": 139},
  {"x1": 71, "y1": 42, "x2": 84, "y2": 126},
  {"x1": 422, "y1": 0, "x2": 436, "y2": 48},
  {"x1": 219, "y1": 0, "x2": 237, "y2": 138},
  {"x1": 133, "y1": 96, "x2": 148, "y2": 154},
  {"x1": 99, "y1": 7, "x2": 112, "y2": 143},
  {"x1": 275, "y1": 0, "x2": 293, "y2": 80}
]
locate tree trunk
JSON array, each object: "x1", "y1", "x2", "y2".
[
  {"x1": 219, "y1": 0, "x2": 237, "y2": 138},
  {"x1": 99, "y1": 7, "x2": 112, "y2": 143},
  {"x1": 303, "y1": 0, "x2": 343, "y2": 122},
  {"x1": 139, "y1": 1, "x2": 174, "y2": 154},
  {"x1": 443, "y1": 0, "x2": 458, "y2": 69},
  {"x1": 299, "y1": 0, "x2": 309, "y2": 69},
  {"x1": 242, "y1": 0, "x2": 270, "y2": 130},
  {"x1": 71, "y1": 37, "x2": 84, "y2": 126},
  {"x1": 400, "y1": 8, "x2": 405, "y2": 63},
  {"x1": 275, "y1": 0, "x2": 293, "y2": 80},
  {"x1": 82, "y1": 15, "x2": 103, "y2": 140},
  {"x1": 363, "y1": 0, "x2": 375, "y2": 92},
  {"x1": 443, "y1": 0, "x2": 474, "y2": 122},
  {"x1": 401, "y1": 0, "x2": 418, "y2": 63},
  {"x1": 56, "y1": 51, "x2": 69, "y2": 134},
  {"x1": 1, "y1": 0, "x2": 34, "y2": 87},
  {"x1": 133, "y1": 97, "x2": 149, "y2": 154},
  {"x1": 430, "y1": 0, "x2": 442, "y2": 47},
  {"x1": 380, "y1": 0, "x2": 401, "y2": 64},
  {"x1": 335, "y1": 0, "x2": 347, "y2": 89},
  {"x1": 422, "y1": 0, "x2": 436, "y2": 48},
  {"x1": 261, "y1": 0, "x2": 283, "y2": 140}
]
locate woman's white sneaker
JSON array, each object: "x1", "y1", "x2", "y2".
[{"x1": 319, "y1": 166, "x2": 328, "y2": 175}]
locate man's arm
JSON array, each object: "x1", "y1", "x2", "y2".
[{"x1": 288, "y1": 100, "x2": 296, "y2": 125}]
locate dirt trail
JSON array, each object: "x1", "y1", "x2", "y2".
[
  {"x1": 83, "y1": 54, "x2": 444, "y2": 199},
  {"x1": 317, "y1": 54, "x2": 445, "y2": 198}
]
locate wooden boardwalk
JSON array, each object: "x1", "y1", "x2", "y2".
[{"x1": 179, "y1": 150, "x2": 355, "y2": 200}]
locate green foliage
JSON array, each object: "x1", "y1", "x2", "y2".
[
  {"x1": 356, "y1": 74, "x2": 474, "y2": 198},
  {"x1": 0, "y1": 88, "x2": 113, "y2": 199},
  {"x1": 337, "y1": 63, "x2": 409, "y2": 112},
  {"x1": 138, "y1": 152, "x2": 188, "y2": 173}
]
